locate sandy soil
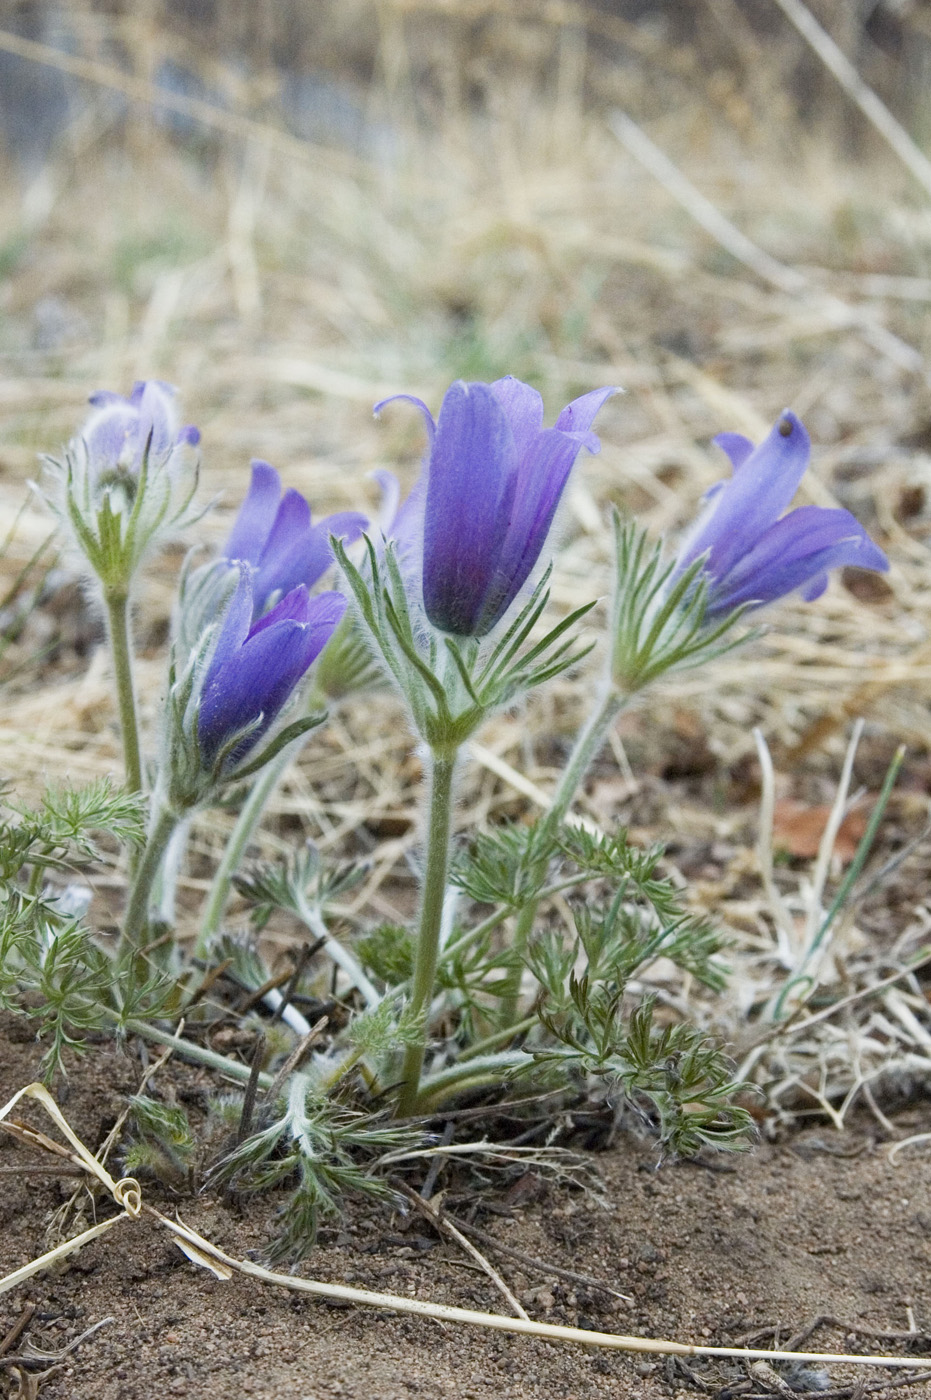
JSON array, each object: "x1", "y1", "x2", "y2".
[{"x1": 2, "y1": 1020, "x2": 930, "y2": 1400}]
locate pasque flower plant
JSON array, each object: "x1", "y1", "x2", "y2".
[
  {"x1": 123, "y1": 466, "x2": 355, "y2": 949},
  {"x1": 43, "y1": 380, "x2": 202, "y2": 794},
  {"x1": 23, "y1": 375, "x2": 897, "y2": 1260},
  {"x1": 331, "y1": 375, "x2": 617, "y2": 1111}
]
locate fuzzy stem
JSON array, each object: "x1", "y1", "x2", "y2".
[
  {"x1": 195, "y1": 685, "x2": 326, "y2": 958},
  {"x1": 548, "y1": 682, "x2": 626, "y2": 829},
  {"x1": 122, "y1": 803, "x2": 180, "y2": 948},
  {"x1": 195, "y1": 746, "x2": 292, "y2": 957},
  {"x1": 293, "y1": 893, "x2": 382, "y2": 1008},
  {"x1": 459, "y1": 1015, "x2": 538, "y2": 1061},
  {"x1": 397, "y1": 749, "x2": 457, "y2": 1116},
  {"x1": 104, "y1": 589, "x2": 144, "y2": 795},
  {"x1": 121, "y1": 1017, "x2": 275, "y2": 1089},
  {"x1": 499, "y1": 682, "x2": 625, "y2": 1024}
]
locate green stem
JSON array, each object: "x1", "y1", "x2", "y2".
[
  {"x1": 104, "y1": 590, "x2": 143, "y2": 795},
  {"x1": 195, "y1": 746, "x2": 291, "y2": 957},
  {"x1": 120, "y1": 1017, "x2": 275, "y2": 1089},
  {"x1": 397, "y1": 749, "x2": 457, "y2": 1116},
  {"x1": 123, "y1": 803, "x2": 181, "y2": 947},
  {"x1": 459, "y1": 1015, "x2": 537, "y2": 1062},
  {"x1": 499, "y1": 682, "x2": 625, "y2": 1023},
  {"x1": 196, "y1": 686, "x2": 325, "y2": 957},
  {"x1": 410, "y1": 1050, "x2": 533, "y2": 1114},
  {"x1": 547, "y1": 682, "x2": 626, "y2": 828}
]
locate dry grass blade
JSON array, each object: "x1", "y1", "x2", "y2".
[{"x1": 770, "y1": 0, "x2": 931, "y2": 201}]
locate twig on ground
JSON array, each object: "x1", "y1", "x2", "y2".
[
  {"x1": 258, "y1": 1016, "x2": 329, "y2": 1106},
  {"x1": 419, "y1": 1119, "x2": 454, "y2": 1200},
  {"x1": 0, "y1": 1306, "x2": 35, "y2": 1359},
  {"x1": 236, "y1": 1031, "x2": 267, "y2": 1144},
  {"x1": 393, "y1": 1179, "x2": 530, "y2": 1321},
  {"x1": 446, "y1": 1213, "x2": 633, "y2": 1303}
]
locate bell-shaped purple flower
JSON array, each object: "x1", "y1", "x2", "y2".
[
  {"x1": 678, "y1": 411, "x2": 889, "y2": 617},
  {"x1": 81, "y1": 380, "x2": 200, "y2": 478},
  {"x1": 197, "y1": 567, "x2": 345, "y2": 765},
  {"x1": 224, "y1": 460, "x2": 368, "y2": 618},
  {"x1": 375, "y1": 376, "x2": 617, "y2": 636}
]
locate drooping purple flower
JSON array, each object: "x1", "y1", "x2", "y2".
[
  {"x1": 80, "y1": 380, "x2": 200, "y2": 478},
  {"x1": 197, "y1": 567, "x2": 345, "y2": 765},
  {"x1": 224, "y1": 460, "x2": 368, "y2": 619},
  {"x1": 678, "y1": 411, "x2": 889, "y2": 617},
  {"x1": 375, "y1": 377, "x2": 617, "y2": 636}
]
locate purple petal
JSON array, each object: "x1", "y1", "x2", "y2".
[
  {"x1": 422, "y1": 381, "x2": 517, "y2": 635},
  {"x1": 489, "y1": 377, "x2": 544, "y2": 463},
  {"x1": 712, "y1": 433, "x2": 755, "y2": 471},
  {"x1": 87, "y1": 390, "x2": 129, "y2": 409},
  {"x1": 679, "y1": 411, "x2": 811, "y2": 579},
  {"x1": 248, "y1": 584, "x2": 311, "y2": 637},
  {"x1": 258, "y1": 487, "x2": 312, "y2": 573},
  {"x1": 554, "y1": 386, "x2": 619, "y2": 450},
  {"x1": 133, "y1": 381, "x2": 179, "y2": 462},
  {"x1": 177, "y1": 425, "x2": 201, "y2": 447},
  {"x1": 207, "y1": 565, "x2": 256, "y2": 675},
  {"x1": 374, "y1": 394, "x2": 437, "y2": 449},
  {"x1": 82, "y1": 403, "x2": 137, "y2": 466},
  {"x1": 224, "y1": 461, "x2": 282, "y2": 565},
  {"x1": 473, "y1": 426, "x2": 581, "y2": 632},
  {"x1": 257, "y1": 511, "x2": 368, "y2": 604},
  {"x1": 801, "y1": 573, "x2": 829, "y2": 602},
  {"x1": 707, "y1": 506, "x2": 889, "y2": 614}
]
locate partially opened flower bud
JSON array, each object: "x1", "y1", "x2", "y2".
[{"x1": 46, "y1": 379, "x2": 202, "y2": 593}]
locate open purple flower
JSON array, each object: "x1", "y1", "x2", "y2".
[
  {"x1": 197, "y1": 567, "x2": 345, "y2": 765},
  {"x1": 81, "y1": 380, "x2": 200, "y2": 478},
  {"x1": 224, "y1": 460, "x2": 367, "y2": 618},
  {"x1": 677, "y1": 411, "x2": 889, "y2": 617},
  {"x1": 375, "y1": 376, "x2": 617, "y2": 636}
]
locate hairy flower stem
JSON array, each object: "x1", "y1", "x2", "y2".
[
  {"x1": 104, "y1": 589, "x2": 144, "y2": 796},
  {"x1": 195, "y1": 687, "x2": 325, "y2": 957},
  {"x1": 397, "y1": 749, "x2": 457, "y2": 1117},
  {"x1": 499, "y1": 683, "x2": 626, "y2": 1024},
  {"x1": 195, "y1": 747, "x2": 291, "y2": 957},
  {"x1": 120, "y1": 1017, "x2": 275, "y2": 1090},
  {"x1": 122, "y1": 803, "x2": 180, "y2": 948}
]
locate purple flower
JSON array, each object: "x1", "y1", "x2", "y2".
[
  {"x1": 678, "y1": 412, "x2": 889, "y2": 617},
  {"x1": 375, "y1": 377, "x2": 617, "y2": 636},
  {"x1": 224, "y1": 460, "x2": 368, "y2": 618},
  {"x1": 197, "y1": 568, "x2": 345, "y2": 765},
  {"x1": 81, "y1": 380, "x2": 200, "y2": 477}
]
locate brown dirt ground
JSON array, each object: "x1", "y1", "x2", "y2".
[{"x1": 2, "y1": 1020, "x2": 930, "y2": 1400}]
